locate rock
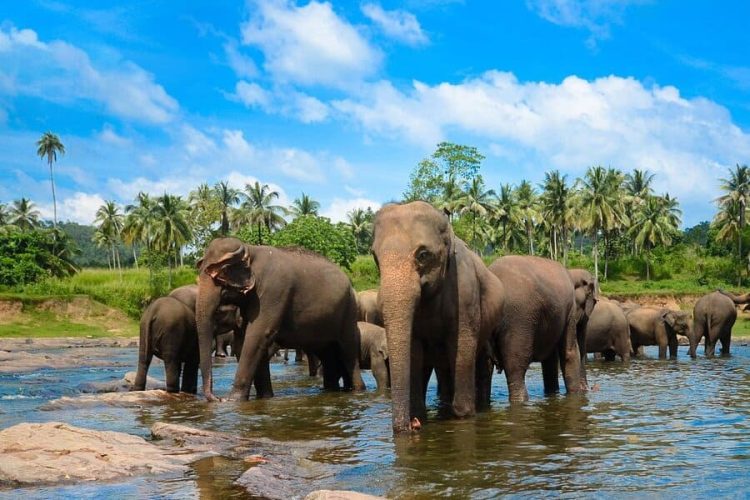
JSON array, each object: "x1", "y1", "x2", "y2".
[
  {"x1": 0, "y1": 337, "x2": 137, "y2": 351},
  {"x1": 0, "y1": 422, "x2": 195, "y2": 485},
  {"x1": 151, "y1": 422, "x2": 253, "y2": 458},
  {"x1": 41, "y1": 390, "x2": 194, "y2": 410},
  {"x1": 78, "y1": 371, "x2": 165, "y2": 393},
  {"x1": 305, "y1": 491, "x2": 385, "y2": 500},
  {"x1": 0, "y1": 348, "x2": 127, "y2": 373}
]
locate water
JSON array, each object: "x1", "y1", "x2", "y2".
[{"x1": 1, "y1": 345, "x2": 749, "y2": 498}]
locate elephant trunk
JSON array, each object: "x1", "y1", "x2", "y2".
[
  {"x1": 379, "y1": 254, "x2": 420, "y2": 434},
  {"x1": 196, "y1": 273, "x2": 222, "y2": 400}
]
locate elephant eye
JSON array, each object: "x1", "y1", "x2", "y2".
[{"x1": 416, "y1": 248, "x2": 432, "y2": 264}]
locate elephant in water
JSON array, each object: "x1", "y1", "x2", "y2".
[
  {"x1": 195, "y1": 238, "x2": 365, "y2": 402},
  {"x1": 691, "y1": 290, "x2": 743, "y2": 357},
  {"x1": 356, "y1": 289, "x2": 383, "y2": 326},
  {"x1": 627, "y1": 306, "x2": 691, "y2": 359},
  {"x1": 489, "y1": 256, "x2": 591, "y2": 402},
  {"x1": 357, "y1": 322, "x2": 389, "y2": 390},
  {"x1": 371, "y1": 201, "x2": 504, "y2": 433},
  {"x1": 585, "y1": 299, "x2": 632, "y2": 362},
  {"x1": 133, "y1": 296, "x2": 198, "y2": 393}
]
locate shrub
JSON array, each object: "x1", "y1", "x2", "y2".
[
  {"x1": 347, "y1": 255, "x2": 380, "y2": 291},
  {"x1": 270, "y1": 216, "x2": 358, "y2": 269}
]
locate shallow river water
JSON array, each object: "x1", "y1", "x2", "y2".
[{"x1": 1, "y1": 344, "x2": 749, "y2": 498}]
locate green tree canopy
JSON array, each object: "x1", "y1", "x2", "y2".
[{"x1": 270, "y1": 215, "x2": 357, "y2": 269}]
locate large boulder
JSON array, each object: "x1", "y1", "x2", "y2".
[
  {"x1": 41, "y1": 390, "x2": 194, "y2": 410},
  {"x1": 0, "y1": 349, "x2": 124, "y2": 373},
  {"x1": 0, "y1": 422, "x2": 196, "y2": 485},
  {"x1": 78, "y1": 371, "x2": 165, "y2": 393}
]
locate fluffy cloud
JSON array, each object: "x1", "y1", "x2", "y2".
[
  {"x1": 321, "y1": 197, "x2": 381, "y2": 223},
  {"x1": 235, "y1": 80, "x2": 273, "y2": 109},
  {"x1": 37, "y1": 192, "x2": 106, "y2": 225},
  {"x1": 334, "y1": 71, "x2": 750, "y2": 210},
  {"x1": 223, "y1": 40, "x2": 259, "y2": 79},
  {"x1": 361, "y1": 3, "x2": 428, "y2": 46},
  {"x1": 0, "y1": 25, "x2": 178, "y2": 123},
  {"x1": 233, "y1": 81, "x2": 329, "y2": 123},
  {"x1": 96, "y1": 125, "x2": 131, "y2": 146},
  {"x1": 240, "y1": 0, "x2": 382, "y2": 87}
]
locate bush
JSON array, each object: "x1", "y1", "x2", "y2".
[
  {"x1": 347, "y1": 255, "x2": 380, "y2": 291},
  {"x1": 270, "y1": 216, "x2": 358, "y2": 269},
  {"x1": 0, "y1": 229, "x2": 77, "y2": 286}
]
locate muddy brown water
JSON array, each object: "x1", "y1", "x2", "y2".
[{"x1": 1, "y1": 345, "x2": 749, "y2": 498}]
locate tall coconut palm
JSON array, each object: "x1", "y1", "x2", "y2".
[
  {"x1": 123, "y1": 192, "x2": 157, "y2": 267},
  {"x1": 578, "y1": 166, "x2": 628, "y2": 281},
  {"x1": 10, "y1": 198, "x2": 41, "y2": 231},
  {"x1": 347, "y1": 207, "x2": 374, "y2": 254},
  {"x1": 435, "y1": 174, "x2": 464, "y2": 220},
  {"x1": 0, "y1": 203, "x2": 9, "y2": 226},
  {"x1": 716, "y1": 164, "x2": 750, "y2": 285},
  {"x1": 36, "y1": 132, "x2": 65, "y2": 230},
  {"x1": 631, "y1": 196, "x2": 679, "y2": 280},
  {"x1": 94, "y1": 200, "x2": 124, "y2": 271},
  {"x1": 540, "y1": 170, "x2": 571, "y2": 261},
  {"x1": 213, "y1": 181, "x2": 240, "y2": 236},
  {"x1": 492, "y1": 183, "x2": 518, "y2": 252},
  {"x1": 456, "y1": 176, "x2": 495, "y2": 251},
  {"x1": 153, "y1": 194, "x2": 192, "y2": 286},
  {"x1": 624, "y1": 169, "x2": 655, "y2": 255},
  {"x1": 240, "y1": 181, "x2": 287, "y2": 244},
  {"x1": 290, "y1": 193, "x2": 320, "y2": 218},
  {"x1": 515, "y1": 181, "x2": 539, "y2": 255}
]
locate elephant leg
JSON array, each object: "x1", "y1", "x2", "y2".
[
  {"x1": 668, "y1": 336, "x2": 678, "y2": 359},
  {"x1": 133, "y1": 350, "x2": 152, "y2": 391},
  {"x1": 409, "y1": 339, "x2": 428, "y2": 422},
  {"x1": 690, "y1": 322, "x2": 704, "y2": 359},
  {"x1": 560, "y1": 316, "x2": 586, "y2": 393},
  {"x1": 307, "y1": 352, "x2": 321, "y2": 377},
  {"x1": 321, "y1": 350, "x2": 342, "y2": 390},
  {"x1": 164, "y1": 359, "x2": 182, "y2": 393},
  {"x1": 504, "y1": 363, "x2": 529, "y2": 402},
  {"x1": 181, "y1": 360, "x2": 199, "y2": 394},
  {"x1": 338, "y1": 319, "x2": 366, "y2": 391},
  {"x1": 474, "y1": 350, "x2": 493, "y2": 412},
  {"x1": 283, "y1": 349, "x2": 289, "y2": 362},
  {"x1": 720, "y1": 335, "x2": 731, "y2": 356},
  {"x1": 658, "y1": 343, "x2": 667, "y2": 359},
  {"x1": 371, "y1": 354, "x2": 390, "y2": 391},
  {"x1": 541, "y1": 354, "x2": 560, "y2": 394},
  {"x1": 295, "y1": 349, "x2": 306, "y2": 364},
  {"x1": 705, "y1": 338, "x2": 717, "y2": 358},
  {"x1": 253, "y1": 356, "x2": 274, "y2": 398},
  {"x1": 228, "y1": 316, "x2": 280, "y2": 401},
  {"x1": 449, "y1": 326, "x2": 479, "y2": 418},
  {"x1": 603, "y1": 350, "x2": 616, "y2": 362},
  {"x1": 434, "y1": 362, "x2": 452, "y2": 412},
  {"x1": 592, "y1": 352, "x2": 603, "y2": 361}
]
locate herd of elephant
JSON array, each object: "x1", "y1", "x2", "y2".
[{"x1": 132, "y1": 201, "x2": 745, "y2": 435}]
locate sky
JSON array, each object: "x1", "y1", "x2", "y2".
[{"x1": 1, "y1": 0, "x2": 749, "y2": 227}]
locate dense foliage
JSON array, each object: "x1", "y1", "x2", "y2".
[{"x1": 0, "y1": 229, "x2": 77, "y2": 286}]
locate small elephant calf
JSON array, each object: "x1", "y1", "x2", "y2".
[
  {"x1": 133, "y1": 296, "x2": 198, "y2": 393},
  {"x1": 358, "y1": 322, "x2": 389, "y2": 390}
]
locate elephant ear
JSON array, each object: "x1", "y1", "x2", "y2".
[
  {"x1": 203, "y1": 245, "x2": 256, "y2": 294},
  {"x1": 662, "y1": 310, "x2": 676, "y2": 328}
]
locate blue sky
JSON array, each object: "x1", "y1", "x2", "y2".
[{"x1": 1, "y1": 0, "x2": 749, "y2": 226}]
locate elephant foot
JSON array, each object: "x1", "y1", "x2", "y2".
[
  {"x1": 410, "y1": 417, "x2": 422, "y2": 430},
  {"x1": 204, "y1": 391, "x2": 222, "y2": 402},
  {"x1": 226, "y1": 388, "x2": 250, "y2": 401},
  {"x1": 216, "y1": 352, "x2": 227, "y2": 358}
]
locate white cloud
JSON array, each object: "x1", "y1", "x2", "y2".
[
  {"x1": 96, "y1": 124, "x2": 131, "y2": 146},
  {"x1": 37, "y1": 192, "x2": 106, "y2": 225},
  {"x1": 334, "y1": 71, "x2": 750, "y2": 207},
  {"x1": 322, "y1": 197, "x2": 381, "y2": 223},
  {"x1": 241, "y1": 0, "x2": 382, "y2": 87},
  {"x1": 361, "y1": 3, "x2": 428, "y2": 46},
  {"x1": 139, "y1": 154, "x2": 157, "y2": 167},
  {"x1": 223, "y1": 40, "x2": 259, "y2": 78},
  {"x1": 224, "y1": 171, "x2": 291, "y2": 208},
  {"x1": 526, "y1": 0, "x2": 648, "y2": 48},
  {"x1": 273, "y1": 148, "x2": 326, "y2": 183},
  {"x1": 334, "y1": 158, "x2": 355, "y2": 179},
  {"x1": 290, "y1": 90, "x2": 328, "y2": 123},
  {"x1": 233, "y1": 82, "x2": 328, "y2": 123},
  {"x1": 235, "y1": 80, "x2": 273, "y2": 109},
  {"x1": 0, "y1": 25, "x2": 178, "y2": 124}
]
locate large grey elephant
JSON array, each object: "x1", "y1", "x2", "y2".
[
  {"x1": 169, "y1": 284, "x2": 239, "y2": 358},
  {"x1": 567, "y1": 268, "x2": 598, "y2": 380},
  {"x1": 358, "y1": 322, "x2": 389, "y2": 390},
  {"x1": 195, "y1": 238, "x2": 365, "y2": 401},
  {"x1": 627, "y1": 306, "x2": 690, "y2": 358},
  {"x1": 133, "y1": 296, "x2": 198, "y2": 393},
  {"x1": 585, "y1": 299, "x2": 632, "y2": 362},
  {"x1": 371, "y1": 202, "x2": 504, "y2": 433},
  {"x1": 357, "y1": 289, "x2": 383, "y2": 326},
  {"x1": 489, "y1": 256, "x2": 589, "y2": 402},
  {"x1": 691, "y1": 291, "x2": 741, "y2": 357}
]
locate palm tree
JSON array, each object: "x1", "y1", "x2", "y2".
[
  {"x1": 94, "y1": 200, "x2": 124, "y2": 272},
  {"x1": 578, "y1": 166, "x2": 628, "y2": 281},
  {"x1": 153, "y1": 194, "x2": 192, "y2": 286},
  {"x1": 515, "y1": 181, "x2": 539, "y2": 255},
  {"x1": 10, "y1": 198, "x2": 41, "y2": 231},
  {"x1": 435, "y1": 175, "x2": 464, "y2": 220},
  {"x1": 213, "y1": 181, "x2": 240, "y2": 236},
  {"x1": 290, "y1": 193, "x2": 320, "y2": 218},
  {"x1": 123, "y1": 192, "x2": 157, "y2": 267},
  {"x1": 240, "y1": 181, "x2": 287, "y2": 244},
  {"x1": 456, "y1": 176, "x2": 495, "y2": 251},
  {"x1": 716, "y1": 164, "x2": 750, "y2": 285},
  {"x1": 347, "y1": 207, "x2": 374, "y2": 254},
  {"x1": 539, "y1": 171, "x2": 571, "y2": 261},
  {"x1": 631, "y1": 196, "x2": 679, "y2": 280},
  {"x1": 624, "y1": 169, "x2": 655, "y2": 255},
  {"x1": 492, "y1": 184, "x2": 518, "y2": 252},
  {"x1": 0, "y1": 203, "x2": 9, "y2": 226},
  {"x1": 36, "y1": 132, "x2": 65, "y2": 230}
]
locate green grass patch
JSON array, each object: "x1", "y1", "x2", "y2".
[{"x1": 0, "y1": 308, "x2": 138, "y2": 338}]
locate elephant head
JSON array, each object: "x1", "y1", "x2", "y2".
[
  {"x1": 371, "y1": 202, "x2": 453, "y2": 433},
  {"x1": 568, "y1": 268, "x2": 598, "y2": 320},
  {"x1": 195, "y1": 237, "x2": 255, "y2": 400},
  {"x1": 663, "y1": 309, "x2": 691, "y2": 357}
]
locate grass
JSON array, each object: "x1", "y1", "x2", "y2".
[{"x1": 0, "y1": 304, "x2": 138, "y2": 338}]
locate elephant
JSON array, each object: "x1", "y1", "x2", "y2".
[
  {"x1": 357, "y1": 289, "x2": 383, "y2": 326},
  {"x1": 214, "y1": 331, "x2": 234, "y2": 358},
  {"x1": 585, "y1": 299, "x2": 632, "y2": 362},
  {"x1": 567, "y1": 268, "x2": 598, "y2": 378},
  {"x1": 489, "y1": 256, "x2": 589, "y2": 403},
  {"x1": 133, "y1": 296, "x2": 198, "y2": 393},
  {"x1": 195, "y1": 238, "x2": 365, "y2": 401},
  {"x1": 626, "y1": 306, "x2": 691, "y2": 358},
  {"x1": 691, "y1": 291, "x2": 741, "y2": 357},
  {"x1": 371, "y1": 201, "x2": 504, "y2": 433},
  {"x1": 357, "y1": 321, "x2": 389, "y2": 390}
]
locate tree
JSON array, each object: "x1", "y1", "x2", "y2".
[
  {"x1": 539, "y1": 170, "x2": 571, "y2": 261},
  {"x1": 403, "y1": 142, "x2": 484, "y2": 206},
  {"x1": 347, "y1": 207, "x2": 375, "y2": 254},
  {"x1": 492, "y1": 184, "x2": 519, "y2": 252},
  {"x1": 515, "y1": 181, "x2": 539, "y2": 255},
  {"x1": 10, "y1": 198, "x2": 41, "y2": 231},
  {"x1": 94, "y1": 200, "x2": 124, "y2": 272},
  {"x1": 0, "y1": 203, "x2": 10, "y2": 226},
  {"x1": 123, "y1": 192, "x2": 157, "y2": 267},
  {"x1": 152, "y1": 194, "x2": 192, "y2": 287},
  {"x1": 238, "y1": 181, "x2": 287, "y2": 244},
  {"x1": 290, "y1": 193, "x2": 320, "y2": 218},
  {"x1": 578, "y1": 166, "x2": 628, "y2": 281},
  {"x1": 36, "y1": 132, "x2": 65, "y2": 230},
  {"x1": 456, "y1": 175, "x2": 495, "y2": 251},
  {"x1": 0, "y1": 228, "x2": 77, "y2": 285},
  {"x1": 213, "y1": 181, "x2": 240, "y2": 236},
  {"x1": 271, "y1": 215, "x2": 358, "y2": 268},
  {"x1": 631, "y1": 196, "x2": 680, "y2": 280},
  {"x1": 716, "y1": 164, "x2": 750, "y2": 285}
]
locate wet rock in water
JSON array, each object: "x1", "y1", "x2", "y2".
[
  {"x1": 0, "y1": 349, "x2": 121, "y2": 374},
  {"x1": 0, "y1": 422, "x2": 195, "y2": 485},
  {"x1": 78, "y1": 371, "x2": 165, "y2": 393},
  {"x1": 41, "y1": 390, "x2": 194, "y2": 410},
  {"x1": 151, "y1": 422, "x2": 254, "y2": 458},
  {"x1": 305, "y1": 491, "x2": 385, "y2": 500}
]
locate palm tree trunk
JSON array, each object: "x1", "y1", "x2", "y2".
[
  {"x1": 593, "y1": 233, "x2": 599, "y2": 282},
  {"x1": 739, "y1": 228, "x2": 743, "y2": 287},
  {"x1": 502, "y1": 221, "x2": 507, "y2": 251},
  {"x1": 133, "y1": 246, "x2": 138, "y2": 269},
  {"x1": 258, "y1": 222, "x2": 262, "y2": 245},
  {"x1": 48, "y1": 159, "x2": 57, "y2": 230},
  {"x1": 604, "y1": 233, "x2": 609, "y2": 280}
]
